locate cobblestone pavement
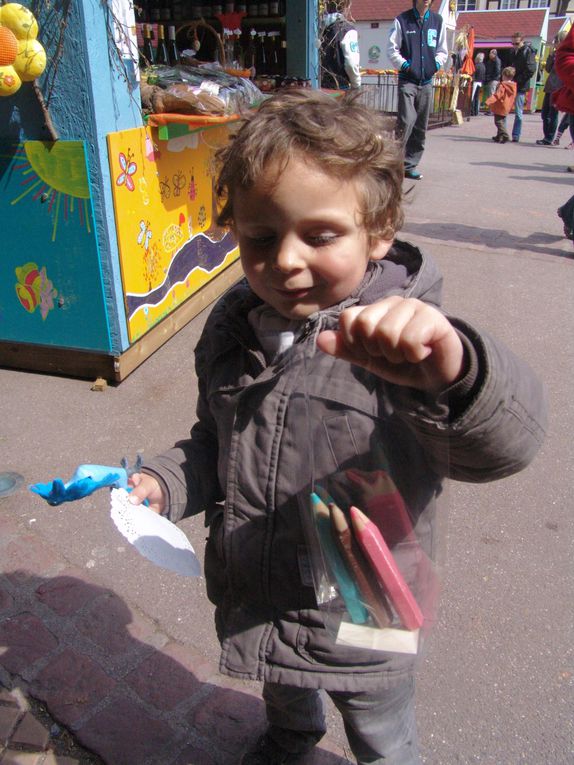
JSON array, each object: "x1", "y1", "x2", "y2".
[
  {"x1": 0, "y1": 685, "x2": 102, "y2": 764},
  {"x1": 0, "y1": 507, "x2": 351, "y2": 765}
]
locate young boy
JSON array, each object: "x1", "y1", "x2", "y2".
[
  {"x1": 129, "y1": 90, "x2": 546, "y2": 764},
  {"x1": 486, "y1": 66, "x2": 517, "y2": 143}
]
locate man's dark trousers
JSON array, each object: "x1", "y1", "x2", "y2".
[{"x1": 397, "y1": 80, "x2": 433, "y2": 172}]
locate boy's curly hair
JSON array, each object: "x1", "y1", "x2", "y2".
[{"x1": 215, "y1": 89, "x2": 405, "y2": 241}]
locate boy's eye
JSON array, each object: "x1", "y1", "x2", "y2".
[
  {"x1": 309, "y1": 233, "x2": 339, "y2": 246},
  {"x1": 247, "y1": 234, "x2": 275, "y2": 246}
]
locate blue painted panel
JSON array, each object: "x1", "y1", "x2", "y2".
[{"x1": 0, "y1": 141, "x2": 111, "y2": 351}]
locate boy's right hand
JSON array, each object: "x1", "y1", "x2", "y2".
[{"x1": 128, "y1": 473, "x2": 166, "y2": 515}]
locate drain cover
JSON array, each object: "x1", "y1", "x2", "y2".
[{"x1": 0, "y1": 472, "x2": 25, "y2": 498}]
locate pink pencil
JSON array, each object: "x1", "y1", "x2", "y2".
[{"x1": 349, "y1": 506, "x2": 424, "y2": 631}]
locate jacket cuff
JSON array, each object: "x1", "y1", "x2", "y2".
[{"x1": 384, "y1": 325, "x2": 482, "y2": 424}]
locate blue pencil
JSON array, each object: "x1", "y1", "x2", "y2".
[{"x1": 310, "y1": 492, "x2": 368, "y2": 624}]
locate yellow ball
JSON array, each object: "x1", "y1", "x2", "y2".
[
  {"x1": 15, "y1": 37, "x2": 46, "y2": 80},
  {"x1": 0, "y1": 3, "x2": 39, "y2": 40},
  {"x1": 0, "y1": 64, "x2": 21, "y2": 95}
]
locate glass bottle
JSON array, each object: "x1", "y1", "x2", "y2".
[
  {"x1": 258, "y1": 0, "x2": 268, "y2": 17},
  {"x1": 267, "y1": 30, "x2": 279, "y2": 75},
  {"x1": 256, "y1": 30, "x2": 266, "y2": 73},
  {"x1": 247, "y1": 28, "x2": 257, "y2": 74},
  {"x1": 156, "y1": 24, "x2": 170, "y2": 64},
  {"x1": 248, "y1": 0, "x2": 258, "y2": 17},
  {"x1": 167, "y1": 25, "x2": 180, "y2": 65},
  {"x1": 142, "y1": 23, "x2": 156, "y2": 66}
]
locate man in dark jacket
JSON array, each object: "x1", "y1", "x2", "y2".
[
  {"x1": 388, "y1": 0, "x2": 448, "y2": 180},
  {"x1": 484, "y1": 48, "x2": 502, "y2": 98},
  {"x1": 507, "y1": 31, "x2": 537, "y2": 142}
]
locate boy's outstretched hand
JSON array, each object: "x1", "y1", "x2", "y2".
[
  {"x1": 317, "y1": 297, "x2": 464, "y2": 392},
  {"x1": 128, "y1": 473, "x2": 166, "y2": 515}
]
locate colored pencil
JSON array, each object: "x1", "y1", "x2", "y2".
[
  {"x1": 328, "y1": 502, "x2": 393, "y2": 628},
  {"x1": 310, "y1": 493, "x2": 368, "y2": 624},
  {"x1": 349, "y1": 506, "x2": 424, "y2": 631}
]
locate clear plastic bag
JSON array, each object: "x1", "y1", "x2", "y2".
[{"x1": 297, "y1": 348, "x2": 447, "y2": 658}]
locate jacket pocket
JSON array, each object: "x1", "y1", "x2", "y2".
[{"x1": 204, "y1": 509, "x2": 227, "y2": 606}]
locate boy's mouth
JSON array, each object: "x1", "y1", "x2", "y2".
[{"x1": 275, "y1": 286, "x2": 313, "y2": 299}]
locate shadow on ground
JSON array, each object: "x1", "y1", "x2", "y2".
[
  {"x1": 402, "y1": 220, "x2": 573, "y2": 259},
  {"x1": 0, "y1": 572, "x2": 350, "y2": 765}
]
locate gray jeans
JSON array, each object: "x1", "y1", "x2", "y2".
[
  {"x1": 396, "y1": 80, "x2": 434, "y2": 172},
  {"x1": 263, "y1": 678, "x2": 420, "y2": 765}
]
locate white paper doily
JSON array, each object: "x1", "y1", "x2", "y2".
[{"x1": 110, "y1": 488, "x2": 201, "y2": 577}]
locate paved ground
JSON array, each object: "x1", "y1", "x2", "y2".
[{"x1": 0, "y1": 110, "x2": 573, "y2": 765}]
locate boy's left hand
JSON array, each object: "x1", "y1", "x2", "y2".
[{"x1": 317, "y1": 297, "x2": 465, "y2": 392}]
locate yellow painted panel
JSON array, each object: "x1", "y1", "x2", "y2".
[{"x1": 107, "y1": 123, "x2": 239, "y2": 343}]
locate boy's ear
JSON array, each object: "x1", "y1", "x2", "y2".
[{"x1": 369, "y1": 237, "x2": 393, "y2": 261}]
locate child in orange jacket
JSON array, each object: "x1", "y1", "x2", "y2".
[{"x1": 486, "y1": 66, "x2": 517, "y2": 143}]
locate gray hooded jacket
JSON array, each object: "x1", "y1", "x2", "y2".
[{"x1": 143, "y1": 240, "x2": 546, "y2": 691}]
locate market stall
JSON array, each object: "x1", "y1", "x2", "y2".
[{"x1": 0, "y1": 0, "x2": 317, "y2": 382}]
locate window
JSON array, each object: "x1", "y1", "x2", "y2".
[
  {"x1": 500, "y1": 0, "x2": 519, "y2": 8},
  {"x1": 529, "y1": 0, "x2": 549, "y2": 6},
  {"x1": 457, "y1": 0, "x2": 477, "y2": 9}
]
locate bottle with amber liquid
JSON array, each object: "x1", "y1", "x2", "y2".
[
  {"x1": 156, "y1": 24, "x2": 170, "y2": 65},
  {"x1": 141, "y1": 23, "x2": 156, "y2": 67}
]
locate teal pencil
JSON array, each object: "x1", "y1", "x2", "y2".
[{"x1": 310, "y1": 493, "x2": 368, "y2": 624}]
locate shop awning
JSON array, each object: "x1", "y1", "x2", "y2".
[{"x1": 474, "y1": 40, "x2": 515, "y2": 49}]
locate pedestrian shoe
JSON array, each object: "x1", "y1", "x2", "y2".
[
  {"x1": 512, "y1": 138, "x2": 520, "y2": 143},
  {"x1": 500, "y1": 136, "x2": 510, "y2": 143},
  {"x1": 564, "y1": 142, "x2": 574, "y2": 150},
  {"x1": 241, "y1": 734, "x2": 308, "y2": 764},
  {"x1": 492, "y1": 136, "x2": 501, "y2": 142},
  {"x1": 536, "y1": 139, "x2": 552, "y2": 145},
  {"x1": 404, "y1": 169, "x2": 423, "y2": 180}
]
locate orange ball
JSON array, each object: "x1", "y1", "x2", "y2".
[{"x1": 0, "y1": 26, "x2": 18, "y2": 66}]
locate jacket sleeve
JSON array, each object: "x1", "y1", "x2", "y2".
[
  {"x1": 384, "y1": 319, "x2": 547, "y2": 483},
  {"x1": 141, "y1": 325, "x2": 223, "y2": 524},
  {"x1": 388, "y1": 19, "x2": 407, "y2": 70},
  {"x1": 517, "y1": 46, "x2": 537, "y2": 89},
  {"x1": 340, "y1": 28, "x2": 362, "y2": 87},
  {"x1": 555, "y1": 25, "x2": 574, "y2": 89},
  {"x1": 435, "y1": 17, "x2": 448, "y2": 69}
]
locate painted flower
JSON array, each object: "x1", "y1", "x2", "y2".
[{"x1": 0, "y1": 3, "x2": 47, "y2": 96}]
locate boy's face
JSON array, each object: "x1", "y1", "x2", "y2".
[
  {"x1": 415, "y1": 0, "x2": 433, "y2": 14},
  {"x1": 232, "y1": 157, "x2": 392, "y2": 320}
]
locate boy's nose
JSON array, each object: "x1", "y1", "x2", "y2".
[{"x1": 272, "y1": 239, "x2": 305, "y2": 273}]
